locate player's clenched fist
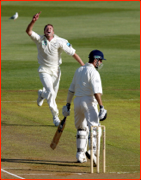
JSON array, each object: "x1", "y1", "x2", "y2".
[{"x1": 32, "y1": 11, "x2": 41, "y2": 22}]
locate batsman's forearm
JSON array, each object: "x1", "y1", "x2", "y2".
[
  {"x1": 73, "y1": 53, "x2": 85, "y2": 66},
  {"x1": 94, "y1": 93, "x2": 103, "y2": 107},
  {"x1": 26, "y1": 20, "x2": 35, "y2": 36}
]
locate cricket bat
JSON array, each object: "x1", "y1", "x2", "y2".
[{"x1": 50, "y1": 117, "x2": 67, "y2": 150}]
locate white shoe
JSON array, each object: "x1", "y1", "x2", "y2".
[
  {"x1": 53, "y1": 116, "x2": 60, "y2": 127},
  {"x1": 37, "y1": 89, "x2": 44, "y2": 106},
  {"x1": 85, "y1": 150, "x2": 97, "y2": 167},
  {"x1": 76, "y1": 153, "x2": 87, "y2": 163}
]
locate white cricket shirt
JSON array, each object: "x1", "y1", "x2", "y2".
[
  {"x1": 30, "y1": 31, "x2": 76, "y2": 76},
  {"x1": 69, "y1": 63, "x2": 103, "y2": 97}
]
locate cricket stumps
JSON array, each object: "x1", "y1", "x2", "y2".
[{"x1": 90, "y1": 125, "x2": 106, "y2": 173}]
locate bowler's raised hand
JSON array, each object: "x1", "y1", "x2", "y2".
[{"x1": 32, "y1": 11, "x2": 41, "y2": 22}]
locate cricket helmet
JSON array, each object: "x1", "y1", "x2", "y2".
[{"x1": 88, "y1": 50, "x2": 106, "y2": 62}]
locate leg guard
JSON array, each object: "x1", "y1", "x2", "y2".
[{"x1": 76, "y1": 126, "x2": 89, "y2": 163}]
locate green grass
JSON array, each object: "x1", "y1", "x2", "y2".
[
  {"x1": 1, "y1": 1, "x2": 140, "y2": 178},
  {"x1": 2, "y1": 5, "x2": 138, "y2": 18},
  {"x1": 70, "y1": 35, "x2": 140, "y2": 49}
]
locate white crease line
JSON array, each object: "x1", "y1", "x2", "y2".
[
  {"x1": 107, "y1": 165, "x2": 139, "y2": 166},
  {"x1": 1, "y1": 169, "x2": 25, "y2": 179},
  {"x1": 9, "y1": 172, "x2": 140, "y2": 176},
  {"x1": 17, "y1": 173, "x2": 86, "y2": 176},
  {"x1": 1, "y1": 169, "x2": 139, "y2": 177},
  {"x1": 18, "y1": 174, "x2": 52, "y2": 176},
  {"x1": 110, "y1": 171, "x2": 139, "y2": 174}
]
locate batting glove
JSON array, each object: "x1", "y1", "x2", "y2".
[
  {"x1": 62, "y1": 103, "x2": 71, "y2": 117},
  {"x1": 99, "y1": 106, "x2": 107, "y2": 121}
]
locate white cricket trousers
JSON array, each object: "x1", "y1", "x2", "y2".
[
  {"x1": 39, "y1": 70, "x2": 61, "y2": 117},
  {"x1": 74, "y1": 96, "x2": 101, "y2": 156},
  {"x1": 74, "y1": 96, "x2": 99, "y2": 130}
]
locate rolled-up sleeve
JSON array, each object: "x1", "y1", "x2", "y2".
[
  {"x1": 59, "y1": 40, "x2": 76, "y2": 56},
  {"x1": 63, "y1": 43, "x2": 76, "y2": 56},
  {"x1": 90, "y1": 71, "x2": 103, "y2": 94},
  {"x1": 30, "y1": 31, "x2": 41, "y2": 43}
]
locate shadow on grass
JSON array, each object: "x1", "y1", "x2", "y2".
[{"x1": 1, "y1": 158, "x2": 87, "y2": 167}]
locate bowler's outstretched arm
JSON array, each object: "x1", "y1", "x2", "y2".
[{"x1": 26, "y1": 12, "x2": 41, "y2": 36}]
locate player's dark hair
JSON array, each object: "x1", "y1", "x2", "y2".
[{"x1": 44, "y1": 24, "x2": 54, "y2": 31}]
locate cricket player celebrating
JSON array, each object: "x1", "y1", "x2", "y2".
[
  {"x1": 62, "y1": 50, "x2": 107, "y2": 164},
  {"x1": 26, "y1": 12, "x2": 84, "y2": 126}
]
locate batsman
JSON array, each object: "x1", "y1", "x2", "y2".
[{"x1": 62, "y1": 50, "x2": 107, "y2": 165}]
